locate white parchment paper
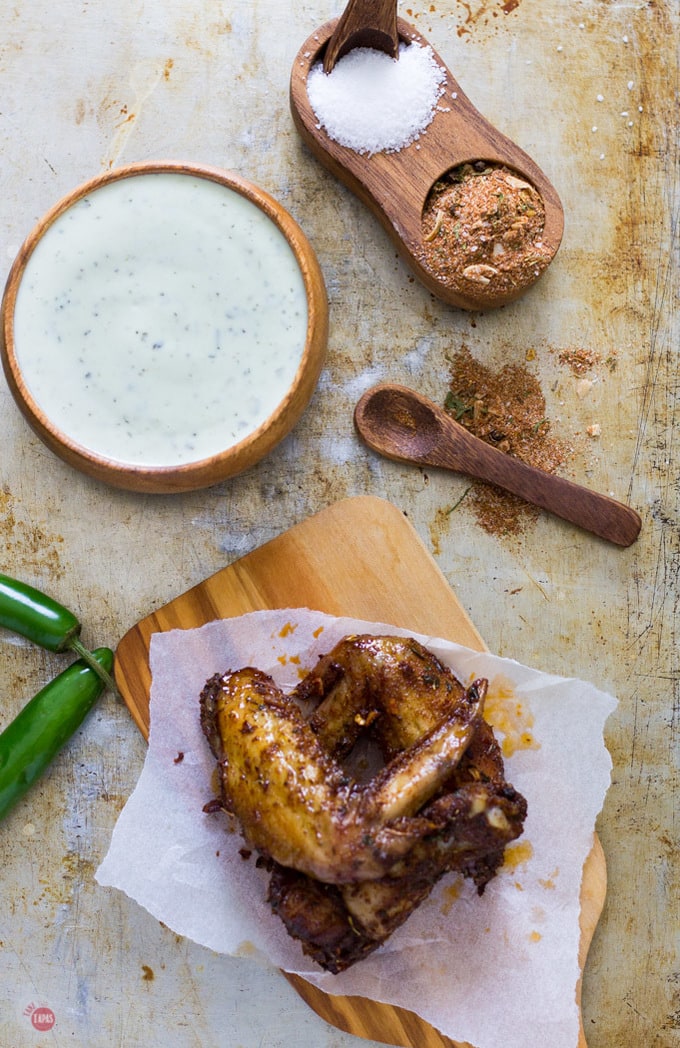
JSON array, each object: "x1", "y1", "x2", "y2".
[{"x1": 97, "y1": 609, "x2": 616, "y2": 1048}]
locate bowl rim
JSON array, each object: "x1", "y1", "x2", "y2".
[{"x1": 0, "y1": 160, "x2": 328, "y2": 493}]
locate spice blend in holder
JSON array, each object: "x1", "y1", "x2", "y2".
[{"x1": 290, "y1": 18, "x2": 564, "y2": 310}]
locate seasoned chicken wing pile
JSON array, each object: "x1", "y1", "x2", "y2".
[{"x1": 199, "y1": 635, "x2": 527, "y2": 972}]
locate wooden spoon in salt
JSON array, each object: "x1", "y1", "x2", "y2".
[
  {"x1": 290, "y1": 17, "x2": 564, "y2": 311},
  {"x1": 323, "y1": 0, "x2": 399, "y2": 74}
]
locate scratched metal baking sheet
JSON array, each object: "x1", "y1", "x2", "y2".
[{"x1": 0, "y1": 2, "x2": 677, "y2": 1046}]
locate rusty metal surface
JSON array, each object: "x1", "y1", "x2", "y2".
[{"x1": 0, "y1": 1, "x2": 677, "y2": 1046}]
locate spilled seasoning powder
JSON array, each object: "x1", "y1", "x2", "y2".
[
  {"x1": 558, "y1": 347, "x2": 606, "y2": 375},
  {"x1": 422, "y1": 163, "x2": 552, "y2": 299},
  {"x1": 444, "y1": 346, "x2": 572, "y2": 537},
  {"x1": 307, "y1": 42, "x2": 447, "y2": 155}
]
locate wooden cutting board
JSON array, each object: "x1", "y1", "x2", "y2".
[{"x1": 114, "y1": 495, "x2": 606, "y2": 1048}]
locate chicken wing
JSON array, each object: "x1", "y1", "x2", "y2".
[
  {"x1": 293, "y1": 634, "x2": 467, "y2": 759},
  {"x1": 268, "y1": 779, "x2": 526, "y2": 972},
  {"x1": 200, "y1": 634, "x2": 527, "y2": 971},
  {"x1": 200, "y1": 663, "x2": 485, "y2": 883}
]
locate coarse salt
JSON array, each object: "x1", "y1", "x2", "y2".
[{"x1": 307, "y1": 42, "x2": 447, "y2": 156}]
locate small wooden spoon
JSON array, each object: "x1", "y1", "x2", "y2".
[
  {"x1": 290, "y1": 17, "x2": 564, "y2": 310},
  {"x1": 354, "y1": 384, "x2": 642, "y2": 547},
  {"x1": 323, "y1": 0, "x2": 399, "y2": 73}
]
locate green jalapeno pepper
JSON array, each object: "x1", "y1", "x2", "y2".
[
  {"x1": 0, "y1": 573, "x2": 81, "y2": 652},
  {"x1": 0, "y1": 646, "x2": 114, "y2": 822},
  {"x1": 0, "y1": 573, "x2": 117, "y2": 693}
]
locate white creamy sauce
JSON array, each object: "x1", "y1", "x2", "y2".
[{"x1": 13, "y1": 173, "x2": 309, "y2": 467}]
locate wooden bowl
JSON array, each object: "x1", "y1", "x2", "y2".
[
  {"x1": 0, "y1": 162, "x2": 328, "y2": 493},
  {"x1": 290, "y1": 19, "x2": 564, "y2": 311}
]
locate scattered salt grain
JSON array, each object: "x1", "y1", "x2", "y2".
[{"x1": 307, "y1": 41, "x2": 447, "y2": 156}]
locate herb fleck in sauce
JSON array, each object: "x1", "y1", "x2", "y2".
[{"x1": 14, "y1": 173, "x2": 309, "y2": 467}]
